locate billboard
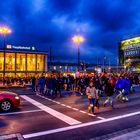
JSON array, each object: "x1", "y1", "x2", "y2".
[{"x1": 119, "y1": 37, "x2": 140, "y2": 65}]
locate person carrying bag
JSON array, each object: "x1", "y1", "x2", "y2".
[{"x1": 86, "y1": 81, "x2": 98, "y2": 115}]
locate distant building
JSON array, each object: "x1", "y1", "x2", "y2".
[
  {"x1": 48, "y1": 62, "x2": 80, "y2": 72},
  {"x1": 48, "y1": 62, "x2": 121, "y2": 73},
  {"x1": 119, "y1": 37, "x2": 140, "y2": 72}
]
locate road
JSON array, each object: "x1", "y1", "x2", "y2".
[{"x1": 0, "y1": 86, "x2": 140, "y2": 140}]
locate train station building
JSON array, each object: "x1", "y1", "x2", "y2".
[{"x1": 0, "y1": 45, "x2": 48, "y2": 77}]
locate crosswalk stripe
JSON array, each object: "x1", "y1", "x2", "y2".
[{"x1": 21, "y1": 95, "x2": 81, "y2": 125}]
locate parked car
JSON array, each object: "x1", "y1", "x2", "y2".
[{"x1": 0, "y1": 91, "x2": 20, "y2": 112}]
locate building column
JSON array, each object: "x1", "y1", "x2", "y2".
[
  {"x1": 36, "y1": 54, "x2": 37, "y2": 74},
  {"x1": 15, "y1": 53, "x2": 17, "y2": 77},
  {"x1": 25, "y1": 53, "x2": 27, "y2": 76},
  {"x1": 45, "y1": 54, "x2": 47, "y2": 72}
]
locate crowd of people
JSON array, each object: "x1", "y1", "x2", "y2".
[
  {"x1": 0, "y1": 72, "x2": 139, "y2": 115},
  {"x1": 31, "y1": 73, "x2": 139, "y2": 114},
  {"x1": 0, "y1": 77, "x2": 31, "y2": 86}
]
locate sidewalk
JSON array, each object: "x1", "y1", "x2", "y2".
[
  {"x1": 108, "y1": 129, "x2": 140, "y2": 140},
  {"x1": 90, "y1": 125, "x2": 140, "y2": 140}
]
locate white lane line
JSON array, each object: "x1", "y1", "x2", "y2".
[
  {"x1": 66, "y1": 105, "x2": 72, "y2": 109},
  {"x1": 0, "y1": 109, "x2": 42, "y2": 116},
  {"x1": 53, "y1": 101, "x2": 60, "y2": 104},
  {"x1": 79, "y1": 110, "x2": 87, "y2": 114},
  {"x1": 23, "y1": 111, "x2": 140, "y2": 139},
  {"x1": 72, "y1": 108, "x2": 79, "y2": 111},
  {"x1": 21, "y1": 95, "x2": 81, "y2": 125},
  {"x1": 0, "y1": 134, "x2": 17, "y2": 140},
  {"x1": 55, "y1": 101, "x2": 61, "y2": 104},
  {"x1": 61, "y1": 104, "x2": 66, "y2": 107},
  {"x1": 36, "y1": 94, "x2": 105, "y2": 119},
  {"x1": 88, "y1": 113, "x2": 96, "y2": 117},
  {"x1": 0, "y1": 133, "x2": 24, "y2": 140},
  {"x1": 97, "y1": 116, "x2": 105, "y2": 120}
]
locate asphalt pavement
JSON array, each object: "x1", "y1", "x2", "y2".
[{"x1": 0, "y1": 86, "x2": 140, "y2": 140}]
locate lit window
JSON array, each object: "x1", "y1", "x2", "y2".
[
  {"x1": 27, "y1": 54, "x2": 36, "y2": 71},
  {"x1": 16, "y1": 53, "x2": 26, "y2": 71},
  {"x1": 6, "y1": 53, "x2": 15, "y2": 71},
  {"x1": 0, "y1": 52, "x2": 4, "y2": 71},
  {"x1": 54, "y1": 66, "x2": 56, "y2": 70},
  {"x1": 37, "y1": 54, "x2": 45, "y2": 71}
]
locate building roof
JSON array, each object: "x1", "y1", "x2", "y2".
[{"x1": 0, "y1": 48, "x2": 48, "y2": 54}]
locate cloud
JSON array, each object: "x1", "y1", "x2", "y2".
[{"x1": 0, "y1": 0, "x2": 140, "y2": 64}]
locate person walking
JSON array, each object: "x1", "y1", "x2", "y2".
[
  {"x1": 38, "y1": 75, "x2": 45, "y2": 95},
  {"x1": 103, "y1": 79, "x2": 114, "y2": 109},
  {"x1": 31, "y1": 76, "x2": 36, "y2": 92},
  {"x1": 86, "y1": 81, "x2": 98, "y2": 114},
  {"x1": 115, "y1": 76, "x2": 125, "y2": 102},
  {"x1": 123, "y1": 76, "x2": 130, "y2": 101}
]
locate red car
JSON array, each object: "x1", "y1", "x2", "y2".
[{"x1": 0, "y1": 91, "x2": 20, "y2": 112}]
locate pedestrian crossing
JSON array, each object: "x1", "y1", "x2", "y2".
[
  {"x1": 1, "y1": 93, "x2": 140, "y2": 140},
  {"x1": 36, "y1": 94, "x2": 106, "y2": 119},
  {"x1": 21, "y1": 95, "x2": 82, "y2": 125}
]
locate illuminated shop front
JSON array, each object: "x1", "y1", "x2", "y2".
[
  {"x1": 119, "y1": 37, "x2": 140, "y2": 72},
  {"x1": 0, "y1": 45, "x2": 48, "y2": 77}
]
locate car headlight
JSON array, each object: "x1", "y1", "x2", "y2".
[{"x1": 15, "y1": 96, "x2": 20, "y2": 100}]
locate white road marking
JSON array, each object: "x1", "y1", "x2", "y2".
[
  {"x1": 0, "y1": 109, "x2": 42, "y2": 116},
  {"x1": 0, "y1": 134, "x2": 17, "y2": 140},
  {"x1": 66, "y1": 105, "x2": 72, "y2": 109},
  {"x1": 79, "y1": 110, "x2": 87, "y2": 114},
  {"x1": 36, "y1": 94, "x2": 105, "y2": 119},
  {"x1": 21, "y1": 95, "x2": 81, "y2": 125},
  {"x1": 61, "y1": 104, "x2": 66, "y2": 107},
  {"x1": 88, "y1": 113, "x2": 96, "y2": 117},
  {"x1": 0, "y1": 133, "x2": 24, "y2": 140},
  {"x1": 72, "y1": 108, "x2": 79, "y2": 111},
  {"x1": 23, "y1": 111, "x2": 140, "y2": 139},
  {"x1": 97, "y1": 116, "x2": 105, "y2": 120},
  {"x1": 55, "y1": 101, "x2": 61, "y2": 104}
]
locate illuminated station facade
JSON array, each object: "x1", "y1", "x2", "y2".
[
  {"x1": 119, "y1": 37, "x2": 140, "y2": 72},
  {"x1": 0, "y1": 45, "x2": 48, "y2": 77}
]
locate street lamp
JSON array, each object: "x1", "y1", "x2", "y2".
[
  {"x1": 72, "y1": 35, "x2": 84, "y2": 71},
  {"x1": 0, "y1": 27, "x2": 12, "y2": 77},
  {"x1": 124, "y1": 65, "x2": 127, "y2": 72}
]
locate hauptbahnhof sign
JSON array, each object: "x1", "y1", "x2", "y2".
[{"x1": 6, "y1": 45, "x2": 35, "y2": 51}]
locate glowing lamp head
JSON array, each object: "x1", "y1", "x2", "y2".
[
  {"x1": 0, "y1": 27, "x2": 12, "y2": 34},
  {"x1": 72, "y1": 35, "x2": 84, "y2": 44}
]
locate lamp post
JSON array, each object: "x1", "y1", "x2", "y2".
[
  {"x1": 0, "y1": 27, "x2": 12, "y2": 77},
  {"x1": 72, "y1": 35, "x2": 84, "y2": 71}
]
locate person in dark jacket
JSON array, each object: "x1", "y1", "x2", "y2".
[
  {"x1": 38, "y1": 75, "x2": 45, "y2": 95},
  {"x1": 47, "y1": 75, "x2": 56, "y2": 98},
  {"x1": 31, "y1": 76, "x2": 36, "y2": 92},
  {"x1": 55, "y1": 75, "x2": 63, "y2": 97},
  {"x1": 103, "y1": 80, "x2": 114, "y2": 108}
]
